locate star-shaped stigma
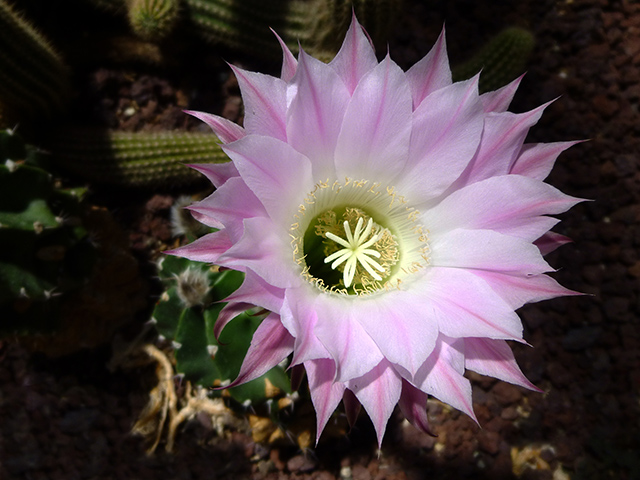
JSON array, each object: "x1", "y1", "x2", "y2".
[{"x1": 324, "y1": 217, "x2": 386, "y2": 288}]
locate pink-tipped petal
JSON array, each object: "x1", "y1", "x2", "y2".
[
  {"x1": 406, "y1": 27, "x2": 452, "y2": 107},
  {"x1": 423, "y1": 175, "x2": 583, "y2": 241},
  {"x1": 535, "y1": 231, "x2": 572, "y2": 255},
  {"x1": 227, "y1": 312, "x2": 294, "y2": 388},
  {"x1": 188, "y1": 162, "x2": 238, "y2": 188},
  {"x1": 398, "y1": 379, "x2": 434, "y2": 436},
  {"x1": 222, "y1": 135, "x2": 313, "y2": 226},
  {"x1": 185, "y1": 110, "x2": 245, "y2": 143},
  {"x1": 305, "y1": 358, "x2": 346, "y2": 443},
  {"x1": 218, "y1": 216, "x2": 299, "y2": 289},
  {"x1": 402, "y1": 76, "x2": 484, "y2": 203},
  {"x1": 511, "y1": 141, "x2": 583, "y2": 180},
  {"x1": 465, "y1": 338, "x2": 543, "y2": 392},
  {"x1": 314, "y1": 296, "x2": 384, "y2": 382},
  {"x1": 430, "y1": 228, "x2": 553, "y2": 276},
  {"x1": 347, "y1": 360, "x2": 402, "y2": 446},
  {"x1": 231, "y1": 65, "x2": 287, "y2": 140},
  {"x1": 422, "y1": 267, "x2": 524, "y2": 341},
  {"x1": 335, "y1": 55, "x2": 412, "y2": 180},
  {"x1": 271, "y1": 28, "x2": 297, "y2": 82},
  {"x1": 166, "y1": 230, "x2": 232, "y2": 264},
  {"x1": 414, "y1": 337, "x2": 478, "y2": 423},
  {"x1": 188, "y1": 177, "x2": 266, "y2": 243},
  {"x1": 286, "y1": 50, "x2": 351, "y2": 180},
  {"x1": 474, "y1": 270, "x2": 582, "y2": 309},
  {"x1": 215, "y1": 271, "x2": 285, "y2": 339},
  {"x1": 479, "y1": 74, "x2": 524, "y2": 113},
  {"x1": 457, "y1": 102, "x2": 552, "y2": 187},
  {"x1": 330, "y1": 13, "x2": 378, "y2": 94}
]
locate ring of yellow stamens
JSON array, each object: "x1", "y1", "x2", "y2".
[{"x1": 324, "y1": 217, "x2": 386, "y2": 288}]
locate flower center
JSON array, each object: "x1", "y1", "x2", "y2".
[{"x1": 290, "y1": 178, "x2": 430, "y2": 296}]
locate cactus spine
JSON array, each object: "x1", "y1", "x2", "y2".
[
  {"x1": 49, "y1": 129, "x2": 231, "y2": 187},
  {"x1": 452, "y1": 27, "x2": 535, "y2": 93},
  {"x1": 0, "y1": 1, "x2": 71, "y2": 124}
]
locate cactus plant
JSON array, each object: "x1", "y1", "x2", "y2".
[
  {"x1": 452, "y1": 26, "x2": 535, "y2": 93},
  {"x1": 127, "y1": 0, "x2": 180, "y2": 41},
  {"x1": 152, "y1": 254, "x2": 292, "y2": 407},
  {"x1": 49, "y1": 129, "x2": 230, "y2": 187},
  {"x1": 0, "y1": 1, "x2": 71, "y2": 125},
  {"x1": 0, "y1": 129, "x2": 96, "y2": 334}
]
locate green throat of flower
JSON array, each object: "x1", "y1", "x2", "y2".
[{"x1": 290, "y1": 178, "x2": 430, "y2": 296}]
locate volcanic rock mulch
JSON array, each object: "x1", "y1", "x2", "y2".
[{"x1": 1, "y1": 0, "x2": 638, "y2": 479}]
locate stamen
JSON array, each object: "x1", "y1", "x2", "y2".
[{"x1": 323, "y1": 217, "x2": 386, "y2": 287}]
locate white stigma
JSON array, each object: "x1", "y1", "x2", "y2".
[{"x1": 324, "y1": 217, "x2": 386, "y2": 288}]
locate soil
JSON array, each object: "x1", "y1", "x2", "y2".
[{"x1": 1, "y1": 0, "x2": 639, "y2": 479}]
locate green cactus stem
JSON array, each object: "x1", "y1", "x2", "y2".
[
  {"x1": 49, "y1": 129, "x2": 231, "y2": 187},
  {"x1": 452, "y1": 27, "x2": 535, "y2": 93},
  {"x1": 182, "y1": 0, "x2": 401, "y2": 59},
  {"x1": 152, "y1": 255, "x2": 292, "y2": 407},
  {"x1": 127, "y1": 0, "x2": 180, "y2": 41},
  {"x1": 0, "y1": 1, "x2": 71, "y2": 123}
]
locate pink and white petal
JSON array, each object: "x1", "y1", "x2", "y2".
[
  {"x1": 305, "y1": 358, "x2": 346, "y2": 443},
  {"x1": 271, "y1": 29, "x2": 297, "y2": 82},
  {"x1": 398, "y1": 378, "x2": 434, "y2": 435},
  {"x1": 354, "y1": 291, "x2": 438, "y2": 376},
  {"x1": 215, "y1": 270, "x2": 285, "y2": 339},
  {"x1": 347, "y1": 360, "x2": 402, "y2": 446},
  {"x1": 414, "y1": 336, "x2": 478, "y2": 422},
  {"x1": 222, "y1": 135, "x2": 314, "y2": 226},
  {"x1": 464, "y1": 337, "x2": 542, "y2": 392},
  {"x1": 401, "y1": 76, "x2": 484, "y2": 203},
  {"x1": 472, "y1": 270, "x2": 581, "y2": 310},
  {"x1": 314, "y1": 296, "x2": 384, "y2": 382},
  {"x1": 329, "y1": 13, "x2": 378, "y2": 94},
  {"x1": 510, "y1": 141, "x2": 582, "y2": 180},
  {"x1": 286, "y1": 50, "x2": 351, "y2": 180},
  {"x1": 185, "y1": 110, "x2": 245, "y2": 143},
  {"x1": 231, "y1": 65, "x2": 288, "y2": 140},
  {"x1": 406, "y1": 27, "x2": 452, "y2": 107},
  {"x1": 430, "y1": 228, "x2": 553, "y2": 275},
  {"x1": 165, "y1": 229, "x2": 232, "y2": 264},
  {"x1": 422, "y1": 175, "x2": 582, "y2": 241},
  {"x1": 217, "y1": 216, "x2": 300, "y2": 289},
  {"x1": 335, "y1": 55, "x2": 413, "y2": 181},
  {"x1": 420, "y1": 267, "x2": 524, "y2": 341},
  {"x1": 534, "y1": 231, "x2": 572, "y2": 255},
  {"x1": 188, "y1": 176, "x2": 266, "y2": 243},
  {"x1": 456, "y1": 102, "x2": 552, "y2": 187},
  {"x1": 188, "y1": 162, "x2": 239, "y2": 188},
  {"x1": 226, "y1": 312, "x2": 295, "y2": 387},
  {"x1": 479, "y1": 74, "x2": 523, "y2": 113}
]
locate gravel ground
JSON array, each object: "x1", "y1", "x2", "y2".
[{"x1": 1, "y1": 0, "x2": 639, "y2": 479}]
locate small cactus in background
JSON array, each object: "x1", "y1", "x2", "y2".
[
  {"x1": 49, "y1": 129, "x2": 230, "y2": 187},
  {"x1": 0, "y1": 129, "x2": 95, "y2": 334},
  {"x1": 152, "y1": 254, "x2": 292, "y2": 408},
  {"x1": 127, "y1": 0, "x2": 180, "y2": 41},
  {"x1": 0, "y1": 1, "x2": 71, "y2": 126},
  {"x1": 452, "y1": 26, "x2": 535, "y2": 93}
]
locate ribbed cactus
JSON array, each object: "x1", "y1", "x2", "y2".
[
  {"x1": 0, "y1": 1, "x2": 71, "y2": 125},
  {"x1": 152, "y1": 255, "x2": 292, "y2": 406},
  {"x1": 49, "y1": 129, "x2": 230, "y2": 187},
  {"x1": 452, "y1": 27, "x2": 535, "y2": 93},
  {"x1": 183, "y1": 0, "x2": 401, "y2": 59},
  {"x1": 0, "y1": 129, "x2": 96, "y2": 335},
  {"x1": 127, "y1": 0, "x2": 180, "y2": 41}
]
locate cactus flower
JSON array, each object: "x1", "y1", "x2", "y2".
[{"x1": 169, "y1": 16, "x2": 581, "y2": 445}]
